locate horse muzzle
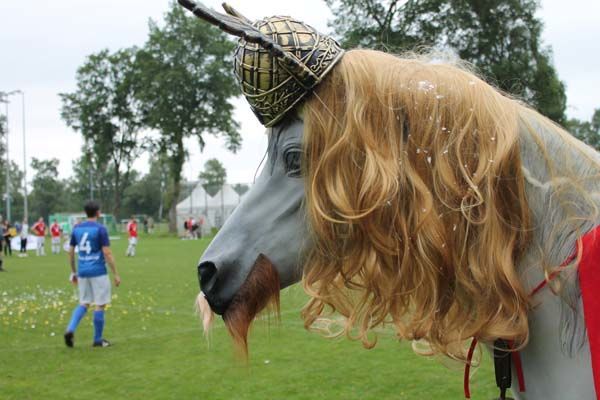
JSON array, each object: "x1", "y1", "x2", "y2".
[{"x1": 197, "y1": 260, "x2": 233, "y2": 315}]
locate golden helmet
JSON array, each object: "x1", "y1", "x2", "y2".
[{"x1": 178, "y1": 0, "x2": 345, "y2": 127}]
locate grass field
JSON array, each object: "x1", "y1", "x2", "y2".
[{"x1": 1, "y1": 235, "x2": 501, "y2": 399}]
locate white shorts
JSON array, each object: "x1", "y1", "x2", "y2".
[
  {"x1": 128, "y1": 237, "x2": 138, "y2": 245},
  {"x1": 37, "y1": 236, "x2": 45, "y2": 246},
  {"x1": 79, "y1": 275, "x2": 111, "y2": 306},
  {"x1": 51, "y1": 237, "x2": 61, "y2": 245}
]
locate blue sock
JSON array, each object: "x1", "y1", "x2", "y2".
[
  {"x1": 66, "y1": 305, "x2": 87, "y2": 333},
  {"x1": 93, "y1": 310, "x2": 105, "y2": 344}
]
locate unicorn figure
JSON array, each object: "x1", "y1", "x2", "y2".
[{"x1": 178, "y1": 1, "x2": 600, "y2": 399}]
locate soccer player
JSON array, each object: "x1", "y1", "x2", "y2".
[
  {"x1": 50, "y1": 220, "x2": 62, "y2": 254},
  {"x1": 126, "y1": 216, "x2": 138, "y2": 257},
  {"x1": 31, "y1": 217, "x2": 46, "y2": 256},
  {"x1": 64, "y1": 201, "x2": 121, "y2": 348}
]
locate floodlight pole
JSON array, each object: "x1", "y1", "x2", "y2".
[
  {"x1": 10, "y1": 90, "x2": 27, "y2": 222},
  {"x1": 4, "y1": 101, "x2": 9, "y2": 222},
  {"x1": 20, "y1": 91, "x2": 27, "y2": 222},
  {"x1": 2, "y1": 90, "x2": 24, "y2": 223}
]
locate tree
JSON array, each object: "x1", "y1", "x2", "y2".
[
  {"x1": 60, "y1": 47, "x2": 144, "y2": 219},
  {"x1": 199, "y1": 158, "x2": 227, "y2": 196},
  {"x1": 29, "y1": 158, "x2": 66, "y2": 221},
  {"x1": 232, "y1": 183, "x2": 249, "y2": 197},
  {"x1": 568, "y1": 109, "x2": 600, "y2": 151},
  {"x1": 121, "y1": 163, "x2": 164, "y2": 218},
  {"x1": 326, "y1": 0, "x2": 567, "y2": 123},
  {"x1": 134, "y1": 3, "x2": 241, "y2": 232},
  {"x1": 65, "y1": 150, "x2": 119, "y2": 214}
]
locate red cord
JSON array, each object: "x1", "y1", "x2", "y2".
[
  {"x1": 508, "y1": 340, "x2": 526, "y2": 392},
  {"x1": 463, "y1": 244, "x2": 579, "y2": 398}
]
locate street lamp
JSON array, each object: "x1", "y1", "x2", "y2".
[
  {"x1": 1, "y1": 90, "x2": 26, "y2": 223},
  {"x1": 13, "y1": 91, "x2": 27, "y2": 222}
]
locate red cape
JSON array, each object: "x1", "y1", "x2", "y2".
[{"x1": 580, "y1": 225, "x2": 600, "y2": 399}]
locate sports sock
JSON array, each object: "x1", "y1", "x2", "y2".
[
  {"x1": 93, "y1": 310, "x2": 105, "y2": 343},
  {"x1": 66, "y1": 304, "x2": 87, "y2": 333}
]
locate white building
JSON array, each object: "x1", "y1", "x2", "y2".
[{"x1": 175, "y1": 183, "x2": 247, "y2": 236}]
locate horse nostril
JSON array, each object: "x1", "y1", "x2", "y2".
[{"x1": 198, "y1": 261, "x2": 218, "y2": 293}]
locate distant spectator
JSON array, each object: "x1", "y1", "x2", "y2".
[
  {"x1": 197, "y1": 216, "x2": 204, "y2": 239},
  {"x1": 143, "y1": 217, "x2": 148, "y2": 234},
  {"x1": 31, "y1": 217, "x2": 46, "y2": 256},
  {"x1": 19, "y1": 219, "x2": 29, "y2": 257},
  {"x1": 148, "y1": 217, "x2": 155, "y2": 234},
  {"x1": 185, "y1": 216, "x2": 195, "y2": 239},
  {"x1": 2, "y1": 221, "x2": 13, "y2": 257},
  {"x1": 0, "y1": 223, "x2": 5, "y2": 269}
]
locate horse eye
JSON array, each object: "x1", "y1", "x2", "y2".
[{"x1": 283, "y1": 148, "x2": 302, "y2": 178}]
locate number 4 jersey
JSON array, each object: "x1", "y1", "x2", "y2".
[{"x1": 70, "y1": 221, "x2": 110, "y2": 278}]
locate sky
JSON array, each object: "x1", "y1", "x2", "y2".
[{"x1": 0, "y1": 0, "x2": 598, "y2": 184}]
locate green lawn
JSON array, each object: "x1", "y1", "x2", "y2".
[{"x1": 1, "y1": 235, "x2": 500, "y2": 399}]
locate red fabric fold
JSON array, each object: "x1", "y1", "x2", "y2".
[{"x1": 578, "y1": 225, "x2": 600, "y2": 399}]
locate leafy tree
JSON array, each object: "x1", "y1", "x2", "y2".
[
  {"x1": 326, "y1": 0, "x2": 567, "y2": 123},
  {"x1": 60, "y1": 47, "x2": 144, "y2": 219},
  {"x1": 29, "y1": 158, "x2": 66, "y2": 221},
  {"x1": 121, "y1": 163, "x2": 164, "y2": 218},
  {"x1": 568, "y1": 109, "x2": 600, "y2": 151},
  {"x1": 232, "y1": 183, "x2": 249, "y2": 197},
  {"x1": 134, "y1": 3, "x2": 240, "y2": 232},
  {"x1": 0, "y1": 114, "x2": 5, "y2": 156},
  {"x1": 199, "y1": 158, "x2": 227, "y2": 196}
]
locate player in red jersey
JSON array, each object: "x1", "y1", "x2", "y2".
[
  {"x1": 31, "y1": 217, "x2": 46, "y2": 256},
  {"x1": 126, "y1": 216, "x2": 138, "y2": 257},
  {"x1": 50, "y1": 220, "x2": 62, "y2": 254}
]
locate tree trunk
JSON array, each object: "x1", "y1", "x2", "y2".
[
  {"x1": 113, "y1": 167, "x2": 121, "y2": 220},
  {"x1": 168, "y1": 136, "x2": 185, "y2": 233},
  {"x1": 168, "y1": 176, "x2": 181, "y2": 233}
]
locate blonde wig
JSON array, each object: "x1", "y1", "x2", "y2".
[{"x1": 300, "y1": 49, "x2": 599, "y2": 361}]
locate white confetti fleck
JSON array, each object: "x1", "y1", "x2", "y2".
[
  {"x1": 427, "y1": 156, "x2": 432, "y2": 164},
  {"x1": 453, "y1": 224, "x2": 457, "y2": 231},
  {"x1": 418, "y1": 80, "x2": 435, "y2": 91}
]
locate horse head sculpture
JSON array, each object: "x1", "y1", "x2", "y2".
[{"x1": 180, "y1": 2, "x2": 600, "y2": 399}]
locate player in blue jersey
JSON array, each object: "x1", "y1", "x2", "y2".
[{"x1": 64, "y1": 200, "x2": 121, "y2": 348}]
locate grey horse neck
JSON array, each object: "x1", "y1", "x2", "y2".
[
  {"x1": 519, "y1": 112, "x2": 600, "y2": 281},
  {"x1": 509, "y1": 110, "x2": 599, "y2": 400}
]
